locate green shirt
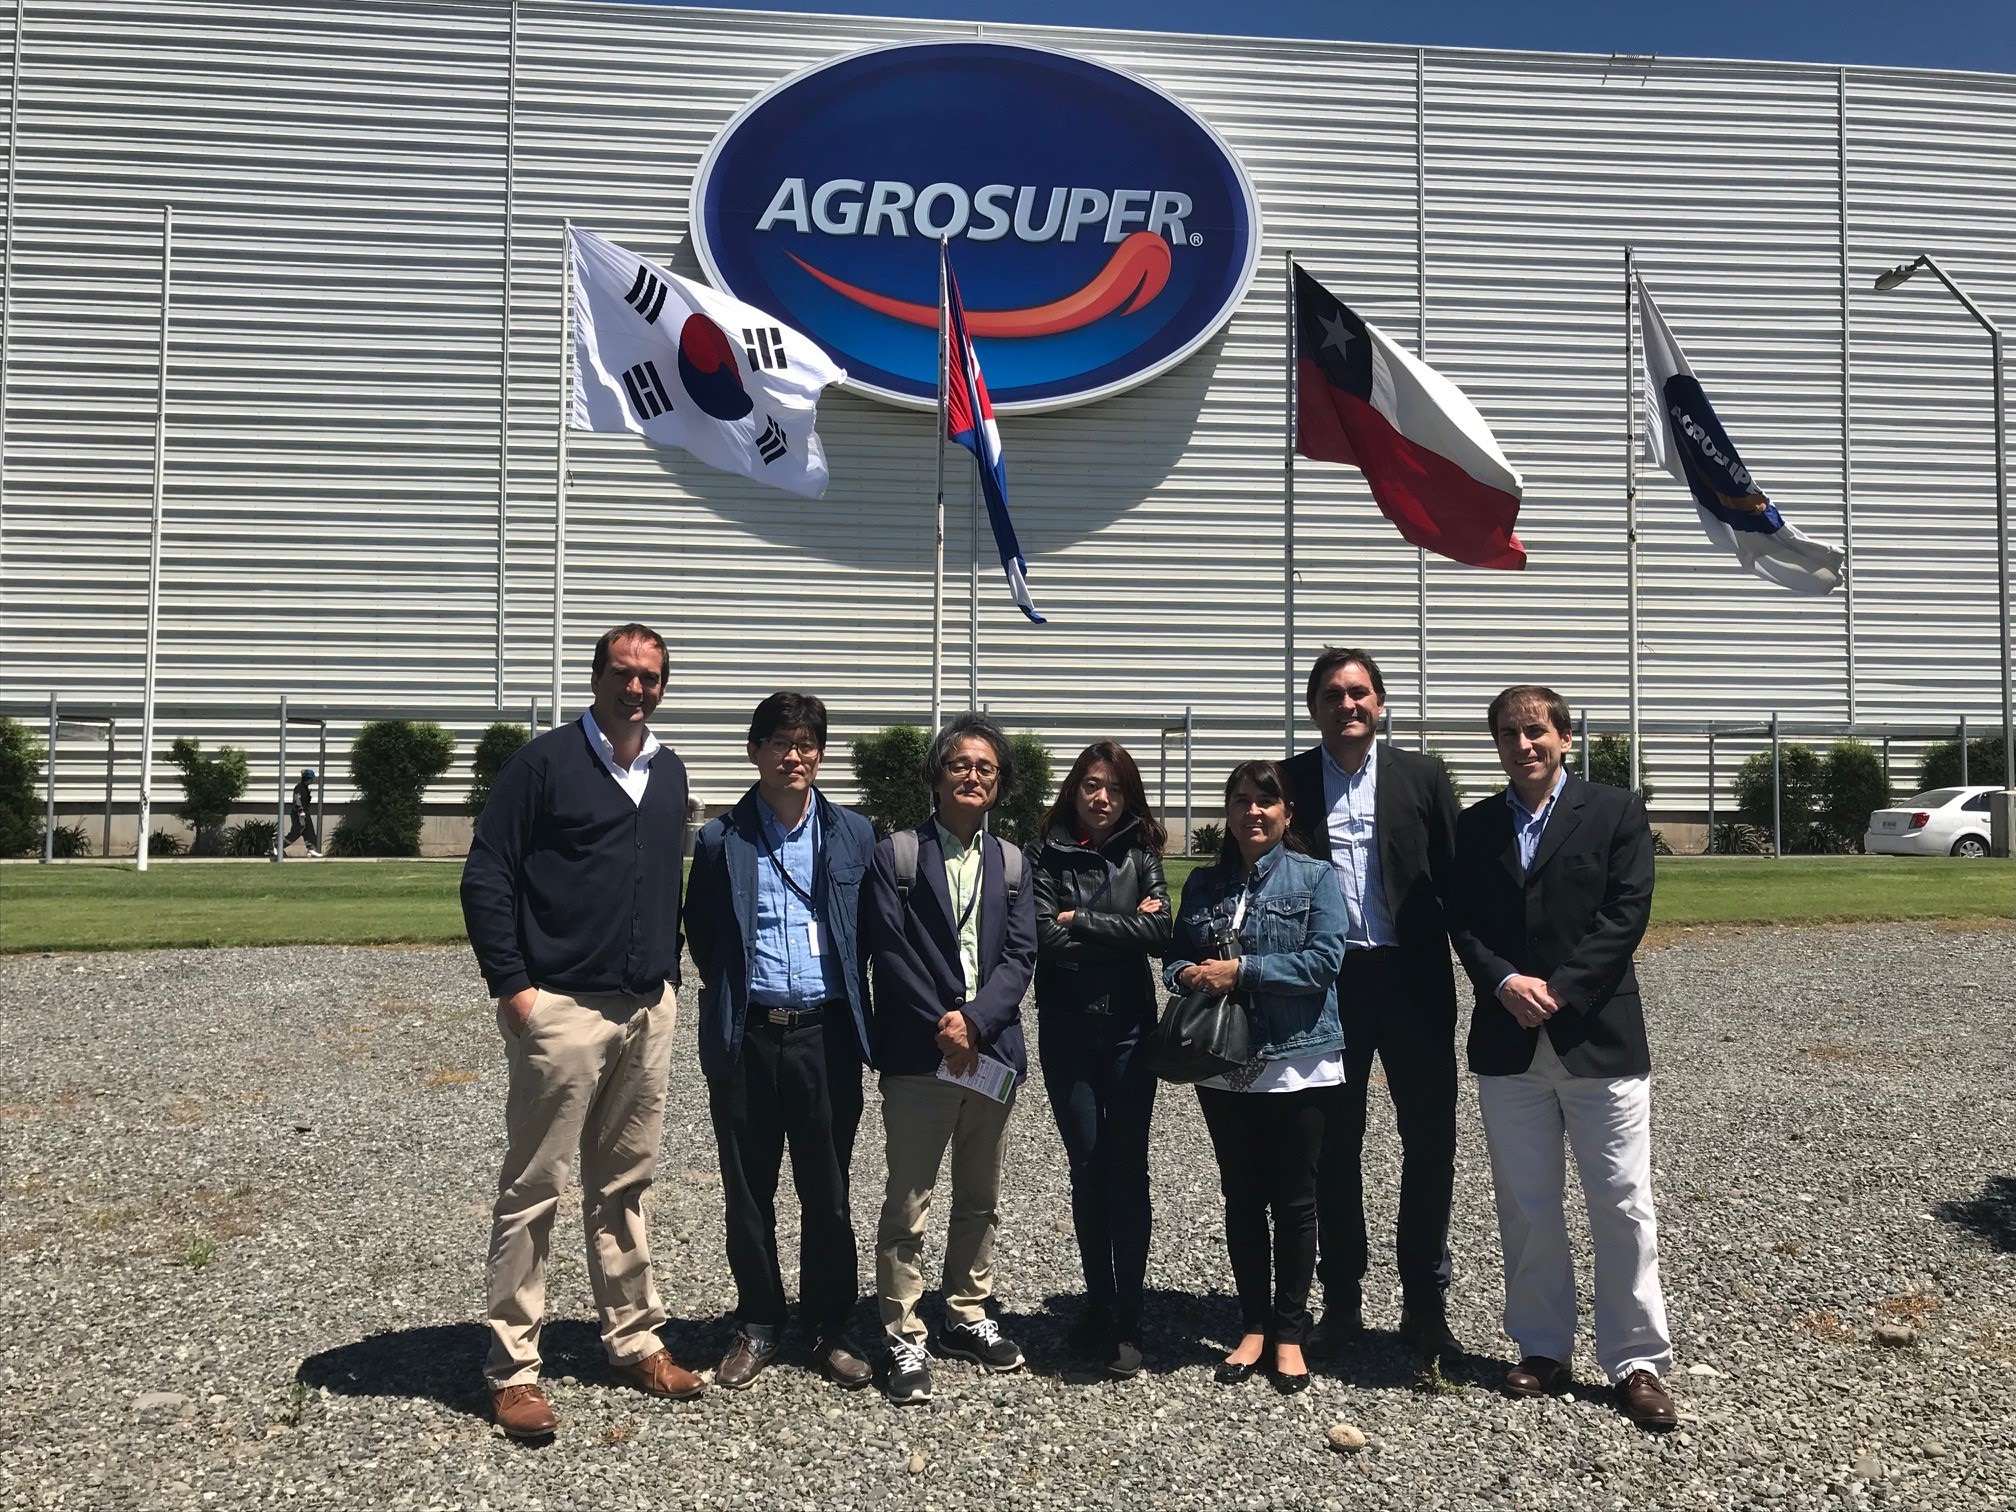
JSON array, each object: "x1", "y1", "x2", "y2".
[{"x1": 935, "y1": 818, "x2": 984, "y2": 994}]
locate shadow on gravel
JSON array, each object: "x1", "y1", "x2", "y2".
[
  {"x1": 296, "y1": 1317, "x2": 730, "y2": 1418},
  {"x1": 1935, "y1": 1175, "x2": 2016, "y2": 1251}
]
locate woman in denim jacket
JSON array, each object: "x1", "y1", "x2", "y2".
[{"x1": 1165, "y1": 759, "x2": 1347, "y2": 1394}]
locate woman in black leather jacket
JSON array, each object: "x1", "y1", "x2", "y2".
[{"x1": 1028, "y1": 740, "x2": 1173, "y2": 1377}]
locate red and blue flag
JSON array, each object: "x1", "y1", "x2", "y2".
[{"x1": 944, "y1": 245, "x2": 1045, "y2": 624}]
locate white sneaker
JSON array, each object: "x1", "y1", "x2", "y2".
[{"x1": 307, "y1": 848, "x2": 322, "y2": 858}]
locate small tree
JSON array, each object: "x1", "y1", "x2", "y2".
[
  {"x1": 0, "y1": 716, "x2": 41, "y2": 858},
  {"x1": 1422, "y1": 745, "x2": 1465, "y2": 805},
  {"x1": 849, "y1": 726, "x2": 932, "y2": 837},
  {"x1": 989, "y1": 732, "x2": 1053, "y2": 847},
  {"x1": 1916, "y1": 735, "x2": 2010, "y2": 792},
  {"x1": 1733, "y1": 742, "x2": 1826, "y2": 852},
  {"x1": 329, "y1": 720, "x2": 455, "y2": 857},
  {"x1": 468, "y1": 722, "x2": 531, "y2": 815},
  {"x1": 1586, "y1": 733, "x2": 1654, "y2": 802},
  {"x1": 168, "y1": 737, "x2": 250, "y2": 856},
  {"x1": 1820, "y1": 739, "x2": 1889, "y2": 852}
]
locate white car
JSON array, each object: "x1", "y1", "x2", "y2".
[{"x1": 1864, "y1": 786, "x2": 1999, "y2": 858}]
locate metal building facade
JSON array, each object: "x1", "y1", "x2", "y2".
[{"x1": 2, "y1": 0, "x2": 2011, "y2": 825}]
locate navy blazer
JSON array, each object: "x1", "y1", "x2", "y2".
[
  {"x1": 1446, "y1": 774, "x2": 1656, "y2": 1079},
  {"x1": 860, "y1": 819, "x2": 1038, "y2": 1084},
  {"x1": 686, "y1": 787, "x2": 876, "y2": 1082}
]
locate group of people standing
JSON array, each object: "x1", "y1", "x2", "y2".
[{"x1": 459, "y1": 623, "x2": 1678, "y2": 1441}]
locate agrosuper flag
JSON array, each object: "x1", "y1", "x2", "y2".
[
  {"x1": 1636, "y1": 277, "x2": 1844, "y2": 595},
  {"x1": 1292, "y1": 264, "x2": 1527, "y2": 570},
  {"x1": 569, "y1": 225, "x2": 844, "y2": 498}
]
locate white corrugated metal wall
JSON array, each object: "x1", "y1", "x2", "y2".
[{"x1": 2, "y1": 0, "x2": 2011, "y2": 832}]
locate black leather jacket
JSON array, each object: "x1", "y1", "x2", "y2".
[{"x1": 1029, "y1": 818, "x2": 1174, "y2": 1018}]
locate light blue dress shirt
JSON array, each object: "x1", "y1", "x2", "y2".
[
  {"x1": 748, "y1": 795, "x2": 843, "y2": 1010},
  {"x1": 1321, "y1": 744, "x2": 1398, "y2": 950},
  {"x1": 1496, "y1": 768, "x2": 1569, "y2": 998}
]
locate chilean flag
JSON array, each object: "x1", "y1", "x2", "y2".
[
  {"x1": 1293, "y1": 264, "x2": 1526, "y2": 570},
  {"x1": 944, "y1": 246, "x2": 1045, "y2": 623}
]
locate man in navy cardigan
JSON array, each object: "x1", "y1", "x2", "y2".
[
  {"x1": 686, "y1": 692, "x2": 877, "y2": 1393},
  {"x1": 860, "y1": 713, "x2": 1038, "y2": 1405},
  {"x1": 460, "y1": 622, "x2": 699, "y2": 1439}
]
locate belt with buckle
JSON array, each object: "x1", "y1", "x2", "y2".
[{"x1": 760, "y1": 1004, "x2": 833, "y2": 1029}]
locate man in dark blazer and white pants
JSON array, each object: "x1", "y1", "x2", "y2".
[
  {"x1": 1283, "y1": 647, "x2": 1463, "y2": 1359},
  {"x1": 1447, "y1": 684, "x2": 1677, "y2": 1431}
]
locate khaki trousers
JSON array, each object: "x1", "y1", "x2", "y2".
[
  {"x1": 485, "y1": 985, "x2": 675, "y2": 1388},
  {"x1": 875, "y1": 1072, "x2": 1017, "y2": 1345}
]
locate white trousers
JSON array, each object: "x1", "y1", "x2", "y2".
[{"x1": 1475, "y1": 1033, "x2": 1672, "y2": 1382}]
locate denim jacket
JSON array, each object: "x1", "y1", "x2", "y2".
[{"x1": 1163, "y1": 844, "x2": 1347, "y2": 1062}]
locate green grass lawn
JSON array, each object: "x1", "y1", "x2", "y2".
[{"x1": 1, "y1": 855, "x2": 2008, "y2": 955}]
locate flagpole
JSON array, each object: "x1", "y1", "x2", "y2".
[
  {"x1": 931, "y1": 238, "x2": 948, "y2": 733},
  {"x1": 551, "y1": 218, "x2": 572, "y2": 729},
  {"x1": 1415, "y1": 46, "x2": 1430, "y2": 753},
  {"x1": 1283, "y1": 247, "x2": 1297, "y2": 758},
  {"x1": 1624, "y1": 245, "x2": 1641, "y2": 791},
  {"x1": 136, "y1": 204, "x2": 171, "y2": 873}
]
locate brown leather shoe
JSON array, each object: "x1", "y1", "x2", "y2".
[
  {"x1": 715, "y1": 1331, "x2": 779, "y2": 1391},
  {"x1": 490, "y1": 1382, "x2": 557, "y2": 1438},
  {"x1": 1617, "y1": 1369, "x2": 1679, "y2": 1431},
  {"x1": 813, "y1": 1335, "x2": 873, "y2": 1390},
  {"x1": 612, "y1": 1347, "x2": 705, "y2": 1400},
  {"x1": 1503, "y1": 1356, "x2": 1573, "y2": 1397}
]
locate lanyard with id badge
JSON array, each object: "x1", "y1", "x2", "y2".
[{"x1": 757, "y1": 802, "x2": 825, "y2": 963}]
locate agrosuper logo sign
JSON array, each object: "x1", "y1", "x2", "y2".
[{"x1": 691, "y1": 41, "x2": 1262, "y2": 413}]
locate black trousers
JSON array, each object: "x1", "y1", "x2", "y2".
[
  {"x1": 1316, "y1": 947, "x2": 1458, "y2": 1314},
  {"x1": 1037, "y1": 1008, "x2": 1158, "y2": 1339},
  {"x1": 1196, "y1": 1083, "x2": 1329, "y2": 1347},
  {"x1": 708, "y1": 1011, "x2": 865, "y2": 1335},
  {"x1": 284, "y1": 807, "x2": 318, "y2": 849}
]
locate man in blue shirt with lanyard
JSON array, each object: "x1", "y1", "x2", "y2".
[{"x1": 687, "y1": 692, "x2": 879, "y2": 1391}]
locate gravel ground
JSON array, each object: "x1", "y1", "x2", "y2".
[{"x1": 2, "y1": 922, "x2": 2013, "y2": 1512}]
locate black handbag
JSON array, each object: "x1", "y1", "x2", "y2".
[
  {"x1": 1146, "y1": 985, "x2": 1251, "y2": 1084},
  {"x1": 1148, "y1": 919, "x2": 1250, "y2": 1084}
]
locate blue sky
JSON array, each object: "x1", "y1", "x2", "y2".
[{"x1": 638, "y1": 1, "x2": 2016, "y2": 74}]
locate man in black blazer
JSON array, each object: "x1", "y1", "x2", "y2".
[
  {"x1": 859, "y1": 713, "x2": 1038, "y2": 1406},
  {"x1": 1447, "y1": 684, "x2": 1677, "y2": 1431},
  {"x1": 1283, "y1": 647, "x2": 1463, "y2": 1359}
]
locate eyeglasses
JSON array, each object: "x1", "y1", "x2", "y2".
[
  {"x1": 760, "y1": 737, "x2": 822, "y2": 758},
  {"x1": 944, "y1": 758, "x2": 1000, "y2": 781}
]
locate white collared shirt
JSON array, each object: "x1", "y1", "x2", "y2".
[{"x1": 580, "y1": 708, "x2": 662, "y2": 808}]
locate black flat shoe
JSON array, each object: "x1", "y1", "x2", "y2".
[
  {"x1": 1271, "y1": 1369, "x2": 1311, "y2": 1395},
  {"x1": 1214, "y1": 1358, "x2": 1263, "y2": 1385}
]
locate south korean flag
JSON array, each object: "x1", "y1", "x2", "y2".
[{"x1": 569, "y1": 226, "x2": 846, "y2": 499}]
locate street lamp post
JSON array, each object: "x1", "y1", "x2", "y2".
[{"x1": 1875, "y1": 254, "x2": 2013, "y2": 806}]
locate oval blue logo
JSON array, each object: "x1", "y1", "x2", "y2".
[{"x1": 691, "y1": 41, "x2": 1262, "y2": 414}]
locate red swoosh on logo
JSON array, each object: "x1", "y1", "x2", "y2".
[{"x1": 785, "y1": 230, "x2": 1173, "y2": 338}]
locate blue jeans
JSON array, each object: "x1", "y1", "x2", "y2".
[{"x1": 1037, "y1": 1009, "x2": 1158, "y2": 1340}]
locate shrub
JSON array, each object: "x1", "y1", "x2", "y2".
[
  {"x1": 147, "y1": 827, "x2": 187, "y2": 857},
  {"x1": 1191, "y1": 821, "x2": 1224, "y2": 858},
  {"x1": 0, "y1": 716, "x2": 42, "y2": 857},
  {"x1": 1422, "y1": 745, "x2": 1464, "y2": 805},
  {"x1": 1587, "y1": 733, "x2": 1654, "y2": 802},
  {"x1": 46, "y1": 822, "x2": 91, "y2": 859},
  {"x1": 988, "y1": 732, "x2": 1053, "y2": 847},
  {"x1": 225, "y1": 819, "x2": 279, "y2": 858},
  {"x1": 849, "y1": 726, "x2": 932, "y2": 837},
  {"x1": 1708, "y1": 821, "x2": 1772, "y2": 856},
  {"x1": 1734, "y1": 742, "x2": 1822, "y2": 838},
  {"x1": 1916, "y1": 735, "x2": 2010, "y2": 791},
  {"x1": 468, "y1": 722, "x2": 531, "y2": 815},
  {"x1": 168, "y1": 737, "x2": 250, "y2": 856},
  {"x1": 1820, "y1": 740, "x2": 1889, "y2": 853},
  {"x1": 329, "y1": 720, "x2": 455, "y2": 857}
]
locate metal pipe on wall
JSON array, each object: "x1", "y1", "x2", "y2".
[
  {"x1": 1838, "y1": 68, "x2": 1857, "y2": 724},
  {"x1": 136, "y1": 204, "x2": 172, "y2": 873},
  {"x1": 274, "y1": 695, "x2": 287, "y2": 863},
  {"x1": 493, "y1": 0, "x2": 518, "y2": 710},
  {"x1": 550, "y1": 219, "x2": 572, "y2": 727}
]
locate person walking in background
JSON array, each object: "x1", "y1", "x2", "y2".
[
  {"x1": 686, "y1": 691, "x2": 878, "y2": 1393},
  {"x1": 1028, "y1": 741, "x2": 1172, "y2": 1378},
  {"x1": 1446, "y1": 685, "x2": 1677, "y2": 1431},
  {"x1": 1166, "y1": 761, "x2": 1348, "y2": 1396},
  {"x1": 459, "y1": 622, "x2": 701, "y2": 1439},
  {"x1": 284, "y1": 768, "x2": 320, "y2": 857},
  {"x1": 1282, "y1": 648, "x2": 1463, "y2": 1361},
  {"x1": 860, "y1": 713, "x2": 1038, "y2": 1405}
]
